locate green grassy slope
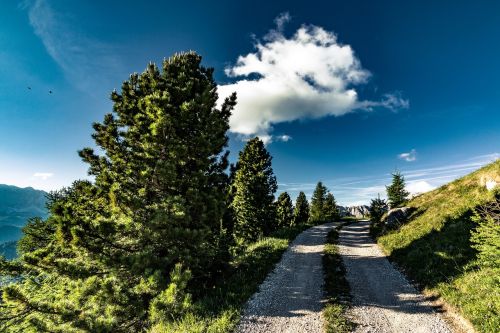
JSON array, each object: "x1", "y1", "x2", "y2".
[{"x1": 378, "y1": 160, "x2": 500, "y2": 333}]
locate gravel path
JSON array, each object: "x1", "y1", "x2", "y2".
[
  {"x1": 236, "y1": 223, "x2": 336, "y2": 333},
  {"x1": 338, "y1": 221, "x2": 453, "y2": 333}
]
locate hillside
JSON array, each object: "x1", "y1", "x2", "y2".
[
  {"x1": 377, "y1": 159, "x2": 500, "y2": 332},
  {"x1": 0, "y1": 184, "x2": 48, "y2": 258}
]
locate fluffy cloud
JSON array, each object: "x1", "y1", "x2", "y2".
[
  {"x1": 398, "y1": 149, "x2": 417, "y2": 162},
  {"x1": 33, "y1": 172, "x2": 54, "y2": 180},
  {"x1": 218, "y1": 15, "x2": 408, "y2": 140},
  {"x1": 406, "y1": 180, "x2": 435, "y2": 194},
  {"x1": 276, "y1": 134, "x2": 292, "y2": 142}
]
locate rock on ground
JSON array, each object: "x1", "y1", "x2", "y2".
[
  {"x1": 236, "y1": 223, "x2": 336, "y2": 333},
  {"x1": 383, "y1": 207, "x2": 413, "y2": 228},
  {"x1": 338, "y1": 221, "x2": 453, "y2": 333}
]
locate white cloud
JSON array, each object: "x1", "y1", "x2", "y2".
[
  {"x1": 33, "y1": 172, "x2": 54, "y2": 180},
  {"x1": 26, "y1": 0, "x2": 123, "y2": 92},
  {"x1": 406, "y1": 180, "x2": 435, "y2": 194},
  {"x1": 276, "y1": 134, "x2": 292, "y2": 142},
  {"x1": 274, "y1": 12, "x2": 291, "y2": 32},
  {"x1": 219, "y1": 14, "x2": 408, "y2": 139},
  {"x1": 245, "y1": 133, "x2": 292, "y2": 144},
  {"x1": 398, "y1": 149, "x2": 417, "y2": 162}
]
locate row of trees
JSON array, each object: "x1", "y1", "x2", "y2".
[
  {"x1": 0, "y1": 52, "x2": 340, "y2": 332},
  {"x1": 310, "y1": 182, "x2": 340, "y2": 223},
  {"x1": 229, "y1": 137, "x2": 339, "y2": 245},
  {"x1": 229, "y1": 137, "x2": 312, "y2": 246}
]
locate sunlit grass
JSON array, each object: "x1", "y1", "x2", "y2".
[
  {"x1": 377, "y1": 160, "x2": 500, "y2": 333},
  {"x1": 153, "y1": 224, "x2": 311, "y2": 332}
]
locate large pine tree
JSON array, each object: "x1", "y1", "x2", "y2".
[
  {"x1": 231, "y1": 137, "x2": 277, "y2": 243},
  {"x1": 386, "y1": 171, "x2": 409, "y2": 208},
  {"x1": 294, "y1": 191, "x2": 309, "y2": 225},
  {"x1": 310, "y1": 181, "x2": 328, "y2": 223},
  {"x1": 0, "y1": 52, "x2": 237, "y2": 332},
  {"x1": 276, "y1": 192, "x2": 294, "y2": 228}
]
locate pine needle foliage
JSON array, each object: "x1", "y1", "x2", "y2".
[
  {"x1": 324, "y1": 193, "x2": 340, "y2": 221},
  {"x1": 310, "y1": 182, "x2": 328, "y2": 223},
  {"x1": 471, "y1": 195, "x2": 500, "y2": 268},
  {"x1": 276, "y1": 192, "x2": 294, "y2": 228},
  {"x1": 294, "y1": 191, "x2": 310, "y2": 225},
  {"x1": 0, "y1": 52, "x2": 237, "y2": 332},
  {"x1": 386, "y1": 171, "x2": 409, "y2": 208},
  {"x1": 369, "y1": 195, "x2": 388, "y2": 224},
  {"x1": 231, "y1": 138, "x2": 277, "y2": 244},
  {"x1": 310, "y1": 182, "x2": 338, "y2": 223}
]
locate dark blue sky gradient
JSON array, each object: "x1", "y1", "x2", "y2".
[{"x1": 1, "y1": 0, "x2": 499, "y2": 204}]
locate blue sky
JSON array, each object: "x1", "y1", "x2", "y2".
[{"x1": 1, "y1": 0, "x2": 499, "y2": 205}]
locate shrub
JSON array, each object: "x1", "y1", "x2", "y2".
[{"x1": 470, "y1": 195, "x2": 500, "y2": 268}]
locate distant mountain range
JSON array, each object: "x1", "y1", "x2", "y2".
[
  {"x1": 338, "y1": 205, "x2": 370, "y2": 218},
  {"x1": 0, "y1": 184, "x2": 48, "y2": 259}
]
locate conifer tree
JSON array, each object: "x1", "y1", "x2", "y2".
[
  {"x1": 231, "y1": 137, "x2": 277, "y2": 243},
  {"x1": 369, "y1": 194, "x2": 388, "y2": 224},
  {"x1": 470, "y1": 197, "x2": 500, "y2": 268},
  {"x1": 324, "y1": 192, "x2": 339, "y2": 221},
  {"x1": 0, "y1": 52, "x2": 237, "y2": 332},
  {"x1": 276, "y1": 192, "x2": 294, "y2": 228},
  {"x1": 310, "y1": 181, "x2": 328, "y2": 222},
  {"x1": 294, "y1": 191, "x2": 309, "y2": 225},
  {"x1": 386, "y1": 171, "x2": 409, "y2": 208}
]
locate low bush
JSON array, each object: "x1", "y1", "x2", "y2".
[{"x1": 158, "y1": 223, "x2": 311, "y2": 332}]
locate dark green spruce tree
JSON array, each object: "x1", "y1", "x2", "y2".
[
  {"x1": 0, "y1": 52, "x2": 237, "y2": 332},
  {"x1": 310, "y1": 181, "x2": 328, "y2": 223},
  {"x1": 386, "y1": 171, "x2": 409, "y2": 208},
  {"x1": 231, "y1": 137, "x2": 277, "y2": 244},
  {"x1": 369, "y1": 194, "x2": 388, "y2": 224},
  {"x1": 324, "y1": 192, "x2": 339, "y2": 221},
  {"x1": 294, "y1": 191, "x2": 309, "y2": 225},
  {"x1": 276, "y1": 192, "x2": 294, "y2": 228}
]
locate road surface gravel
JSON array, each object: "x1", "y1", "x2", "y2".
[
  {"x1": 338, "y1": 221, "x2": 453, "y2": 333},
  {"x1": 236, "y1": 223, "x2": 336, "y2": 333}
]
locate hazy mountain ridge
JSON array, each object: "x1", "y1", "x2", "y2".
[{"x1": 0, "y1": 184, "x2": 48, "y2": 257}]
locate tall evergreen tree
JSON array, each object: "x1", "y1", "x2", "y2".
[
  {"x1": 324, "y1": 192, "x2": 339, "y2": 221},
  {"x1": 231, "y1": 137, "x2": 277, "y2": 243},
  {"x1": 386, "y1": 171, "x2": 409, "y2": 208},
  {"x1": 294, "y1": 191, "x2": 310, "y2": 225},
  {"x1": 310, "y1": 181, "x2": 328, "y2": 222},
  {"x1": 0, "y1": 52, "x2": 237, "y2": 332},
  {"x1": 219, "y1": 163, "x2": 239, "y2": 256},
  {"x1": 276, "y1": 192, "x2": 294, "y2": 228}
]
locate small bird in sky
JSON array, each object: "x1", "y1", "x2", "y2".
[
  {"x1": 49, "y1": 90, "x2": 53, "y2": 94},
  {"x1": 27, "y1": 86, "x2": 31, "y2": 90}
]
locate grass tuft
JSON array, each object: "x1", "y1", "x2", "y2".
[{"x1": 322, "y1": 226, "x2": 354, "y2": 333}]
